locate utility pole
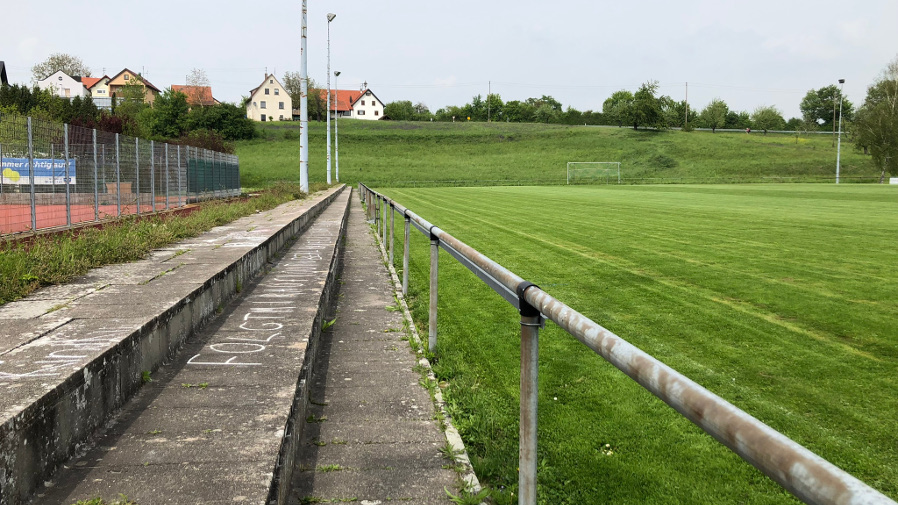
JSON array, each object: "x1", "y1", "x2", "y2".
[
  {"x1": 685, "y1": 82, "x2": 689, "y2": 129},
  {"x1": 488, "y1": 81, "x2": 491, "y2": 122}
]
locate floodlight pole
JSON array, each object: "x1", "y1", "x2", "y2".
[
  {"x1": 335, "y1": 70, "x2": 341, "y2": 182},
  {"x1": 299, "y1": 0, "x2": 309, "y2": 192},
  {"x1": 836, "y1": 78, "x2": 845, "y2": 184},
  {"x1": 326, "y1": 13, "x2": 336, "y2": 185}
]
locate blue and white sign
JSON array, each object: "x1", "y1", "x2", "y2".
[{"x1": 1, "y1": 158, "x2": 77, "y2": 185}]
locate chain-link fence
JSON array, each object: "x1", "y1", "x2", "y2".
[{"x1": 0, "y1": 112, "x2": 240, "y2": 235}]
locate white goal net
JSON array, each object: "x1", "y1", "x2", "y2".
[{"x1": 567, "y1": 162, "x2": 621, "y2": 185}]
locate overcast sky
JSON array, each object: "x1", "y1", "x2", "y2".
[{"x1": 4, "y1": 0, "x2": 897, "y2": 119}]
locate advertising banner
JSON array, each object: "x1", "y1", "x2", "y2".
[{"x1": 1, "y1": 158, "x2": 77, "y2": 185}]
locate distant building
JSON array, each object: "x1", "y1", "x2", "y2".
[
  {"x1": 81, "y1": 75, "x2": 112, "y2": 108},
  {"x1": 0, "y1": 61, "x2": 8, "y2": 85},
  {"x1": 291, "y1": 87, "x2": 386, "y2": 121},
  {"x1": 348, "y1": 88, "x2": 385, "y2": 120},
  {"x1": 107, "y1": 68, "x2": 161, "y2": 105},
  {"x1": 36, "y1": 70, "x2": 89, "y2": 99},
  {"x1": 246, "y1": 74, "x2": 292, "y2": 122},
  {"x1": 171, "y1": 85, "x2": 219, "y2": 107}
]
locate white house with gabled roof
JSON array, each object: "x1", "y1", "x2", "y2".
[
  {"x1": 36, "y1": 70, "x2": 89, "y2": 99},
  {"x1": 246, "y1": 74, "x2": 292, "y2": 122}
]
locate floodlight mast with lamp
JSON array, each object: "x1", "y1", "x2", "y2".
[{"x1": 326, "y1": 13, "x2": 336, "y2": 185}]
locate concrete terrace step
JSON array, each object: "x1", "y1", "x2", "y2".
[
  {"x1": 0, "y1": 186, "x2": 348, "y2": 505},
  {"x1": 34, "y1": 188, "x2": 352, "y2": 505}
]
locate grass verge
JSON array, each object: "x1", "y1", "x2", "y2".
[{"x1": 0, "y1": 182, "x2": 328, "y2": 305}]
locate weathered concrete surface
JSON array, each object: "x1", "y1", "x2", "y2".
[
  {"x1": 32, "y1": 188, "x2": 351, "y2": 505},
  {"x1": 288, "y1": 195, "x2": 456, "y2": 505},
  {"x1": 0, "y1": 186, "x2": 346, "y2": 505}
]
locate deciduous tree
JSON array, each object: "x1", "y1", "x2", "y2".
[
  {"x1": 854, "y1": 55, "x2": 898, "y2": 182},
  {"x1": 31, "y1": 53, "x2": 92, "y2": 82},
  {"x1": 751, "y1": 105, "x2": 786, "y2": 134},
  {"x1": 602, "y1": 90, "x2": 634, "y2": 127},
  {"x1": 800, "y1": 85, "x2": 854, "y2": 130},
  {"x1": 699, "y1": 98, "x2": 728, "y2": 132}
]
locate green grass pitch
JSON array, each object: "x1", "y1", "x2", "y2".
[{"x1": 380, "y1": 184, "x2": 898, "y2": 505}]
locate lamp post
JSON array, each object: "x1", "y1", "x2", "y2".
[
  {"x1": 836, "y1": 78, "x2": 845, "y2": 184},
  {"x1": 299, "y1": 0, "x2": 309, "y2": 192},
  {"x1": 334, "y1": 70, "x2": 341, "y2": 182},
  {"x1": 326, "y1": 13, "x2": 336, "y2": 185}
]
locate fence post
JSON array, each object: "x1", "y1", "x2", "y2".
[
  {"x1": 518, "y1": 284, "x2": 541, "y2": 505},
  {"x1": 63, "y1": 123, "x2": 71, "y2": 227},
  {"x1": 92, "y1": 129, "x2": 99, "y2": 221},
  {"x1": 150, "y1": 140, "x2": 156, "y2": 213},
  {"x1": 135, "y1": 138, "x2": 140, "y2": 215},
  {"x1": 176, "y1": 145, "x2": 182, "y2": 207},
  {"x1": 27, "y1": 117, "x2": 37, "y2": 232},
  {"x1": 403, "y1": 214, "x2": 410, "y2": 296},
  {"x1": 389, "y1": 202, "x2": 395, "y2": 265},
  {"x1": 382, "y1": 197, "x2": 387, "y2": 246},
  {"x1": 115, "y1": 133, "x2": 121, "y2": 216},
  {"x1": 429, "y1": 230, "x2": 439, "y2": 353},
  {"x1": 164, "y1": 143, "x2": 170, "y2": 210}
]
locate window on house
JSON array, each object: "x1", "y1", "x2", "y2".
[
  {"x1": 279, "y1": 115, "x2": 284, "y2": 120},
  {"x1": 261, "y1": 101, "x2": 267, "y2": 109},
  {"x1": 261, "y1": 114, "x2": 266, "y2": 121},
  {"x1": 274, "y1": 89, "x2": 279, "y2": 95},
  {"x1": 358, "y1": 110, "x2": 365, "y2": 116},
  {"x1": 124, "y1": 74, "x2": 130, "y2": 81},
  {"x1": 372, "y1": 100, "x2": 377, "y2": 106},
  {"x1": 269, "y1": 79, "x2": 273, "y2": 84},
  {"x1": 279, "y1": 102, "x2": 284, "y2": 109},
  {"x1": 361, "y1": 100, "x2": 365, "y2": 105},
  {"x1": 374, "y1": 110, "x2": 379, "y2": 116},
  {"x1": 265, "y1": 88, "x2": 270, "y2": 95},
  {"x1": 58, "y1": 76, "x2": 63, "y2": 81},
  {"x1": 253, "y1": 101, "x2": 257, "y2": 107}
]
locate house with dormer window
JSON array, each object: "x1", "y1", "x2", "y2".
[
  {"x1": 246, "y1": 74, "x2": 292, "y2": 122},
  {"x1": 107, "y1": 68, "x2": 161, "y2": 104},
  {"x1": 36, "y1": 70, "x2": 89, "y2": 99}
]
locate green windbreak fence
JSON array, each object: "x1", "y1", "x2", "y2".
[{"x1": 185, "y1": 146, "x2": 240, "y2": 200}]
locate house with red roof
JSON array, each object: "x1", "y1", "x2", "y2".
[
  {"x1": 80, "y1": 75, "x2": 112, "y2": 107},
  {"x1": 291, "y1": 87, "x2": 385, "y2": 121},
  {"x1": 172, "y1": 85, "x2": 219, "y2": 107}
]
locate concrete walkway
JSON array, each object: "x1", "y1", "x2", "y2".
[{"x1": 288, "y1": 194, "x2": 457, "y2": 504}]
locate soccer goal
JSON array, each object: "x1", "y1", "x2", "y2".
[{"x1": 566, "y1": 162, "x2": 621, "y2": 185}]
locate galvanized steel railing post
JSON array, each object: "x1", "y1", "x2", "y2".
[
  {"x1": 150, "y1": 140, "x2": 156, "y2": 213},
  {"x1": 403, "y1": 214, "x2": 410, "y2": 296},
  {"x1": 382, "y1": 197, "x2": 388, "y2": 246},
  {"x1": 63, "y1": 123, "x2": 71, "y2": 227},
  {"x1": 27, "y1": 117, "x2": 36, "y2": 232},
  {"x1": 518, "y1": 283, "x2": 541, "y2": 505},
  {"x1": 164, "y1": 143, "x2": 170, "y2": 210},
  {"x1": 92, "y1": 129, "x2": 99, "y2": 220},
  {"x1": 135, "y1": 138, "x2": 141, "y2": 215},
  {"x1": 115, "y1": 133, "x2": 121, "y2": 216},
  {"x1": 389, "y1": 203, "x2": 395, "y2": 265},
  {"x1": 176, "y1": 145, "x2": 182, "y2": 207},
  {"x1": 429, "y1": 230, "x2": 439, "y2": 353}
]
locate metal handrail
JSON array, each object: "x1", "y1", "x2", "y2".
[{"x1": 358, "y1": 183, "x2": 895, "y2": 505}]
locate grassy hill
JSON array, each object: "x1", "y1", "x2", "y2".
[{"x1": 235, "y1": 120, "x2": 878, "y2": 189}]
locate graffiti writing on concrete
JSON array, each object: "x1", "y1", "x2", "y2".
[
  {"x1": 0, "y1": 327, "x2": 129, "y2": 381},
  {"x1": 187, "y1": 227, "x2": 337, "y2": 367}
]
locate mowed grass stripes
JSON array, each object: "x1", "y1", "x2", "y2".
[{"x1": 381, "y1": 184, "x2": 898, "y2": 505}]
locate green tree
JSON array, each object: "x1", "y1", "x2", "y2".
[
  {"x1": 631, "y1": 80, "x2": 662, "y2": 130},
  {"x1": 854, "y1": 55, "x2": 898, "y2": 182},
  {"x1": 799, "y1": 85, "x2": 855, "y2": 131},
  {"x1": 485, "y1": 93, "x2": 504, "y2": 121},
  {"x1": 283, "y1": 72, "x2": 325, "y2": 121},
  {"x1": 31, "y1": 53, "x2": 92, "y2": 82},
  {"x1": 384, "y1": 100, "x2": 415, "y2": 120},
  {"x1": 698, "y1": 98, "x2": 728, "y2": 132},
  {"x1": 724, "y1": 110, "x2": 752, "y2": 130},
  {"x1": 413, "y1": 102, "x2": 432, "y2": 120},
  {"x1": 147, "y1": 88, "x2": 190, "y2": 137},
  {"x1": 187, "y1": 103, "x2": 257, "y2": 140},
  {"x1": 659, "y1": 96, "x2": 692, "y2": 128},
  {"x1": 751, "y1": 105, "x2": 786, "y2": 134},
  {"x1": 602, "y1": 90, "x2": 634, "y2": 127},
  {"x1": 502, "y1": 100, "x2": 535, "y2": 122}
]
